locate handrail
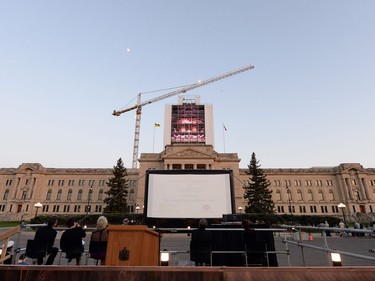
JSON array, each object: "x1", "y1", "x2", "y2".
[
  {"x1": 280, "y1": 224, "x2": 375, "y2": 266},
  {"x1": 0, "y1": 226, "x2": 20, "y2": 264}
]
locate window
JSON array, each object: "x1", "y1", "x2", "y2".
[
  {"x1": 98, "y1": 190, "x2": 104, "y2": 201},
  {"x1": 48, "y1": 180, "x2": 54, "y2": 186},
  {"x1": 297, "y1": 190, "x2": 303, "y2": 201},
  {"x1": 99, "y1": 180, "x2": 105, "y2": 186},
  {"x1": 316, "y1": 180, "x2": 322, "y2": 186},
  {"x1": 307, "y1": 190, "x2": 313, "y2": 201},
  {"x1": 63, "y1": 205, "x2": 70, "y2": 212},
  {"x1": 88, "y1": 189, "x2": 93, "y2": 201},
  {"x1": 172, "y1": 164, "x2": 182, "y2": 170},
  {"x1": 277, "y1": 206, "x2": 284, "y2": 213},
  {"x1": 67, "y1": 189, "x2": 72, "y2": 201},
  {"x1": 74, "y1": 205, "x2": 81, "y2": 212},
  {"x1": 77, "y1": 190, "x2": 82, "y2": 201},
  {"x1": 78, "y1": 180, "x2": 85, "y2": 186},
  {"x1": 329, "y1": 190, "x2": 334, "y2": 201},
  {"x1": 68, "y1": 180, "x2": 75, "y2": 186},
  {"x1": 58, "y1": 180, "x2": 64, "y2": 186},
  {"x1": 25, "y1": 179, "x2": 30, "y2": 185},
  {"x1": 331, "y1": 205, "x2": 338, "y2": 213},
  {"x1": 285, "y1": 180, "x2": 291, "y2": 186},
  {"x1": 185, "y1": 164, "x2": 194, "y2": 169},
  {"x1": 22, "y1": 191, "x2": 27, "y2": 200},
  {"x1": 274, "y1": 180, "x2": 281, "y2": 187},
  {"x1": 310, "y1": 205, "x2": 317, "y2": 213},
  {"x1": 3, "y1": 189, "x2": 9, "y2": 200},
  {"x1": 53, "y1": 205, "x2": 60, "y2": 213},
  {"x1": 56, "y1": 190, "x2": 62, "y2": 200},
  {"x1": 295, "y1": 180, "x2": 302, "y2": 186},
  {"x1": 275, "y1": 190, "x2": 281, "y2": 201},
  {"x1": 305, "y1": 180, "x2": 312, "y2": 186},
  {"x1": 318, "y1": 190, "x2": 324, "y2": 201},
  {"x1": 6, "y1": 179, "x2": 12, "y2": 186},
  {"x1": 326, "y1": 180, "x2": 333, "y2": 186},
  {"x1": 46, "y1": 190, "x2": 52, "y2": 200},
  {"x1": 197, "y1": 164, "x2": 206, "y2": 170},
  {"x1": 95, "y1": 205, "x2": 102, "y2": 212},
  {"x1": 352, "y1": 179, "x2": 357, "y2": 186},
  {"x1": 42, "y1": 205, "x2": 49, "y2": 212},
  {"x1": 299, "y1": 206, "x2": 306, "y2": 213},
  {"x1": 89, "y1": 180, "x2": 95, "y2": 187}
]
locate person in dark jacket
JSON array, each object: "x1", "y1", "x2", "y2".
[
  {"x1": 190, "y1": 218, "x2": 212, "y2": 266},
  {"x1": 60, "y1": 218, "x2": 86, "y2": 265},
  {"x1": 34, "y1": 217, "x2": 59, "y2": 265}
]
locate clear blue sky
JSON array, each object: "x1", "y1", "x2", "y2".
[{"x1": 1, "y1": 1, "x2": 374, "y2": 169}]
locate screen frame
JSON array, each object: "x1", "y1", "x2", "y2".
[{"x1": 143, "y1": 169, "x2": 235, "y2": 227}]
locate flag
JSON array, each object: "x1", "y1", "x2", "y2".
[
  {"x1": 154, "y1": 123, "x2": 161, "y2": 127},
  {"x1": 223, "y1": 124, "x2": 227, "y2": 131}
]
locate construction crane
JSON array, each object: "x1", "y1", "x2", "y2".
[{"x1": 113, "y1": 64, "x2": 255, "y2": 168}]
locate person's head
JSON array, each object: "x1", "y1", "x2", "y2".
[
  {"x1": 96, "y1": 216, "x2": 108, "y2": 230},
  {"x1": 47, "y1": 217, "x2": 58, "y2": 227},
  {"x1": 18, "y1": 253, "x2": 26, "y2": 261},
  {"x1": 66, "y1": 218, "x2": 76, "y2": 228},
  {"x1": 198, "y1": 219, "x2": 208, "y2": 230},
  {"x1": 242, "y1": 219, "x2": 251, "y2": 231}
]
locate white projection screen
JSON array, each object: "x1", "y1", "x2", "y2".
[{"x1": 145, "y1": 170, "x2": 235, "y2": 220}]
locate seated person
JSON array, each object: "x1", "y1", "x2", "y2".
[
  {"x1": 190, "y1": 219, "x2": 212, "y2": 266},
  {"x1": 89, "y1": 216, "x2": 108, "y2": 264},
  {"x1": 17, "y1": 254, "x2": 29, "y2": 265},
  {"x1": 60, "y1": 218, "x2": 86, "y2": 265},
  {"x1": 33, "y1": 217, "x2": 59, "y2": 265},
  {"x1": 1, "y1": 240, "x2": 14, "y2": 264}
]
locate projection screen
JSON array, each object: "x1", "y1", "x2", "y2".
[{"x1": 145, "y1": 170, "x2": 235, "y2": 219}]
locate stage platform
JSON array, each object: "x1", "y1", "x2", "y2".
[{"x1": 1, "y1": 265, "x2": 375, "y2": 281}]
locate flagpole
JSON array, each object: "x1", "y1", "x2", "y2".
[
  {"x1": 223, "y1": 123, "x2": 226, "y2": 153},
  {"x1": 153, "y1": 125, "x2": 156, "y2": 153}
]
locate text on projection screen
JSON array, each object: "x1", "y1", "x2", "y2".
[{"x1": 147, "y1": 174, "x2": 232, "y2": 218}]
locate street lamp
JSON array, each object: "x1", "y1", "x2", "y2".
[
  {"x1": 338, "y1": 203, "x2": 346, "y2": 225},
  {"x1": 238, "y1": 206, "x2": 243, "y2": 214},
  {"x1": 286, "y1": 186, "x2": 292, "y2": 216},
  {"x1": 86, "y1": 186, "x2": 93, "y2": 216},
  {"x1": 135, "y1": 205, "x2": 140, "y2": 214},
  {"x1": 34, "y1": 202, "x2": 42, "y2": 218}
]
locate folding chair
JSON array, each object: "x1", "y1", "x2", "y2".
[
  {"x1": 25, "y1": 239, "x2": 48, "y2": 265},
  {"x1": 89, "y1": 240, "x2": 107, "y2": 265},
  {"x1": 60, "y1": 245, "x2": 84, "y2": 265}
]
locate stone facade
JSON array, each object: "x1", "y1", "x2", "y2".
[{"x1": 1, "y1": 148, "x2": 375, "y2": 222}]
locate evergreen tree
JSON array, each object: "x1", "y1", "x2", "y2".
[
  {"x1": 103, "y1": 158, "x2": 129, "y2": 214},
  {"x1": 243, "y1": 152, "x2": 275, "y2": 214}
]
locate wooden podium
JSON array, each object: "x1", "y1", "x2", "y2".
[{"x1": 105, "y1": 225, "x2": 160, "y2": 266}]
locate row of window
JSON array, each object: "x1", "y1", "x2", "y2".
[
  {"x1": 274, "y1": 179, "x2": 334, "y2": 187},
  {"x1": 277, "y1": 204, "x2": 374, "y2": 214},
  {"x1": 47, "y1": 179, "x2": 107, "y2": 187},
  {"x1": 277, "y1": 205, "x2": 340, "y2": 214},
  {"x1": 275, "y1": 189, "x2": 335, "y2": 202}
]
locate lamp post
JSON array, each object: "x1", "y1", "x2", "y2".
[
  {"x1": 286, "y1": 186, "x2": 292, "y2": 216},
  {"x1": 34, "y1": 202, "x2": 42, "y2": 218},
  {"x1": 238, "y1": 206, "x2": 243, "y2": 214},
  {"x1": 135, "y1": 205, "x2": 140, "y2": 214},
  {"x1": 338, "y1": 203, "x2": 346, "y2": 225},
  {"x1": 86, "y1": 186, "x2": 93, "y2": 216}
]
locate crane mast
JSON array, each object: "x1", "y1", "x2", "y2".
[{"x1": 113, "y1": 64, "x2": 255, "y2": 168}]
